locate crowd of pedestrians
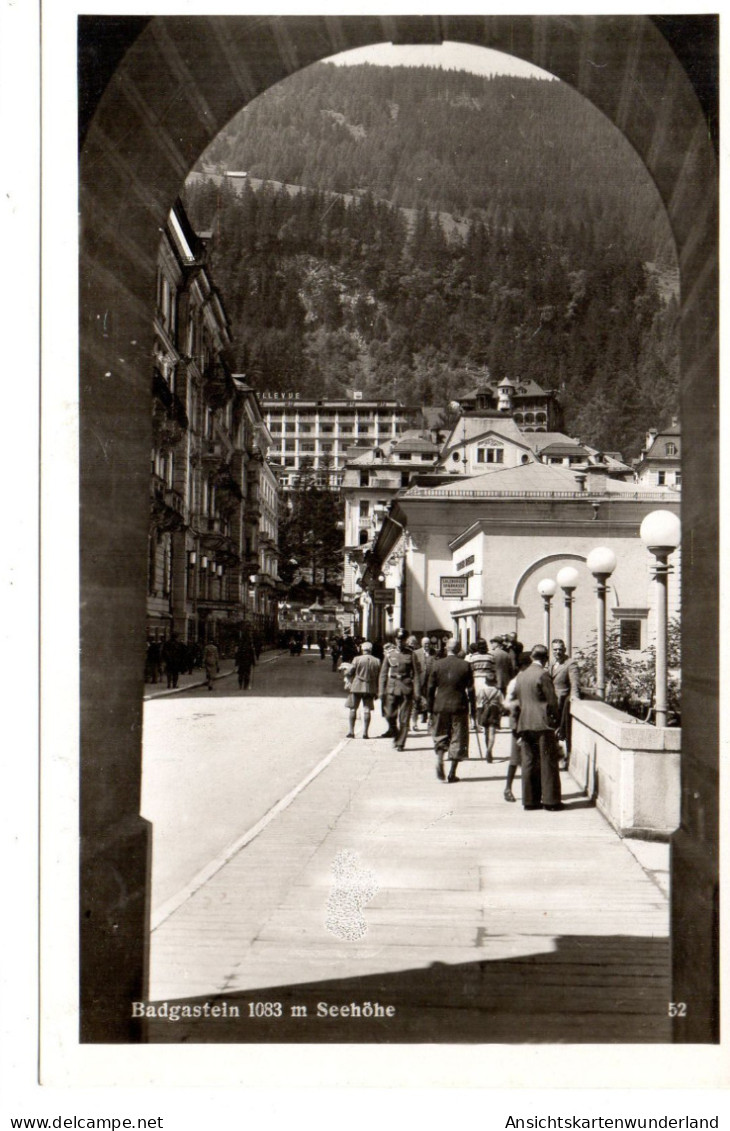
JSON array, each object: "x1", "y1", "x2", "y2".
[
  {"x1": 144, "y1": 626, "x2": 263, "y2": 691},
  {"x1": 338, "y1": 629, "x2": 581, "y2": 812}
]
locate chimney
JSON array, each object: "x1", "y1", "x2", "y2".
[
  {"x1": 584, "y1": 457, "x2": 608, "y2": 493},
  {"x1": 646, "y1": 427, "x2": 658, "y2": 449}
]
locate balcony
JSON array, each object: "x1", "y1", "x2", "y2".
[
  {"x1": 150, "y1": 477, "x2": 186, "y2": 532},
  {"x1": 201, "y1": 440, "x2": 227, "y2": 466},
  {"x1": 192, "y1": 512, "x2": 227, "y2": 534},
  {"x1": 164, "y1": 488, "x2": 185, "y2": 517}
]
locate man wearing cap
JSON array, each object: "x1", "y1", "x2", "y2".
[
  {"x1": 345, "y1": 641, "x2": 382, "y2": 740},
  {"x1": 513, "y1": 644, "x2": 561, "y2": 810},
  {"x1": 427, "y1": 638, "x2": 475, "y2": 783},
  {"x1": 378, "y1": 628, "x2": 415, "y2": 749}
]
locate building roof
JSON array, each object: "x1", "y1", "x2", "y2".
[
  {"x1": 404, "y1": 460, "x2": 679, "y2": 498},
  {"x1": 438, "y1": 413, "x2": 534, "y2": 460},
  {"x1": 391, "y1": 431, "x2": 440, "y2": 453},
  {"x1": 344, "y1": 431, "x2": 438, "y2": 467},
  {"x1": 523, "y1": 432, "x2": 630, "y2": 472},
  {"x1": 461, "y1": 378, "x2": 551, "y2": 400},
  {"x1": 538, "y1": 442, "x2": 590, "y2": 458}
]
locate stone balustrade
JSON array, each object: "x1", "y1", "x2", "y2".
[{"x1": 569, "y1": 698, "x2": 681, "y2": 840}]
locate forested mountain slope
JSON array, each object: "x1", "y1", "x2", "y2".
[{"x1": 183, "y1": 63, "x2": 679, "y2": 457}]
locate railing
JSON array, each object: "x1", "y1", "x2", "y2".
[
  {"x1": 164, "y1": 488, "x2": 185, "y2": 515},
  {"x1": 406, "y1": 487, "x2": 676, "y2": 500}
]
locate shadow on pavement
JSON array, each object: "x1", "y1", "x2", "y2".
[{"x1": 143, "y1": 933, "x2": 671, "y2": 1044}]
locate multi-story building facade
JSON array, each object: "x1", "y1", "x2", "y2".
[
  {"x1": 633, "y1": 419, "x2": 682, "y2": 489},
  {"x1": 147, "y1": 202, "x2": 279, "y2": 653},
  {"x1": 341, "y1": 430, "x2": 440, "y2": 604},
  {"x1": 360, "y1": 460, "x2": 681, "y2": 652},
  {"x1": 261, "y1": 392, "x2": 408, "y2": 489},
  {"x1": 457, "y1": 371, "x2": 563, "y2": 432}
]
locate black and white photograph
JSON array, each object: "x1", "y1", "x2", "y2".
[{"x1": 22, "y1": 1, "x2": 725, "y2": 1099}]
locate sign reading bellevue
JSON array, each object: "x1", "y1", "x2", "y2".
[{"x1": 440, "y1": 576, "x2": 468, "y2": 598}]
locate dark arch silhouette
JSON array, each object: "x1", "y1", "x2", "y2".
[{"x1": 78, "y1": 15, "x2": 717, "y2": 1043}]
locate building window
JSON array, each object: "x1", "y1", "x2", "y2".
[
  {"x1": 360, "y1": 500, "x2": 370, "y2": 516},
  {"x1": 285, "y1": 423, "x2": 296, "y2": 433},
  {"x1": 269, "y1": 422, "x2": 281, "y2": 432},
  {"x1": 657, "y1": 471, "x2": 666, "y2": 486},
  {"x1": 452, "y1": 451, "x2": 461, "y2": 463},
  {"x1": 398, "y1": 452, "x2": 412, "y2": 460},
  {"x1": 619, "y1": 619, "x2": 642, "y2": 650},
  {"x1": 665, "y1": 442, "x2": 677, "y2": 455},
  {"x1": 478, "y1": 447, "x2": 504, "y2": 464},
  {"x1": 675, "y1": 472, "x2": 682, "y2": 486},
  {"x1": 359, "y1": 530, "x2": 369, "y2": 546},
  {"x1": 360, "y1": 472, "x2": 369, "y2": 487}
]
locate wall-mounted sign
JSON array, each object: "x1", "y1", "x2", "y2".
[
  {"x1": 440, "y1": 576, "x2": 468, "y2": 598},
  {"x1": 372, "y1": 587, "x2": 396, "y2": 603}
]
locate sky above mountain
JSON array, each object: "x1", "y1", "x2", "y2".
[{"x1": 326, "y1": 41, "x2": 553, "y2": 81}]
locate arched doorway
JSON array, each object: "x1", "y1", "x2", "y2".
[{"x1": 78, "y1": 16, "x2": 718, "y2": 1042}]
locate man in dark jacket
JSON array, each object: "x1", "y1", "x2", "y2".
[
  {"x1": 427, "y1": 638, "x2": 475, "y2": 783},
  {"x1": 378, "y1": 628, "x2": 415, "y2": 749},
  {"x1": 161, "y1": 632, "x2": 185, "y2": 689},
  {"x1": 341, "y1": 630, "x2": 359, "y2": 664},
  {"x1": 513, "y1": 644, "x2": 561, "y2": 810},
  {"x1": 490, "y1": 636, "x2": 515, "y2": 693},
  {"x1": 235, "y1": 630, "x2": 256, "y2": 690}
]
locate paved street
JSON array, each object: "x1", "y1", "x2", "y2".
[
  {"x1": 142, "y1": 650, "x2": 671, "y2": 1044},
  {"x1": 141, "y1": 648, "x2": 346, "y2": 912}
]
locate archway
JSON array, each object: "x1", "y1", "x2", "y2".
[{"x1": 78, "y1": 15, "x2": 718, "y2": 1042}]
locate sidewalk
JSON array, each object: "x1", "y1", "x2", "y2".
[
  {"x1": 147, "y1": 727, "x2": 671, "y2": 1044},
  {"x1": 143, "y1": 649, "x2": 287, "y2": 699}
]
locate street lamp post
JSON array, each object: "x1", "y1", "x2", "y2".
[
  {"x1": 537, "y1": 578, "x2": 558, "y2": 647},
  {"x1": 586, "y1": 547, "x2": 617, "y2": 700},
  {"x1": 640, "y1": 510, "x2": 681, "y2": 727},
  {"x1": 557, "y1": 566, "x2": 580, "y2": 655}
]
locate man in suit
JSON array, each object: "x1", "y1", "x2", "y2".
[
  {"x1": 490, "y1": 636, "x2": 515, "y2": 693},
  {"x1": 548, "y1": 638, "x2": 581, "y2": 769},
  {"x1": 505, "y1": 631, "x2": 524, "y2": 667},
  {"x1": 513, "y1": 644, "x2": 561, "y2": 810},
  {"x1": 410, "y1": 633, "x2": 435, "y2": 731},
  {"x1": 378, "y1": 628, "x2": 415, "y2": 749},
  {"x1": 345, "y1": 641, "x2": 381, "y2": 739},
  {"x1": 235, "y1": 629, "x2": 256, "y2": 690},
  {"x1": 427, "y1": 638, "x2": 475, "y2": 783}
]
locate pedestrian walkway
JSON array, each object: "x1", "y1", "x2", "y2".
[
  {"x1": 147, "y1": 727, "x2": 671, "y2": 1044},
  {"x1": 143, "y1": 650, "x2": 286, "y2": 700}
]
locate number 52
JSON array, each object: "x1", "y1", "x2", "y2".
[{"x1": 668, "y1": 1002, "x2": 687, "y2": 1017}]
